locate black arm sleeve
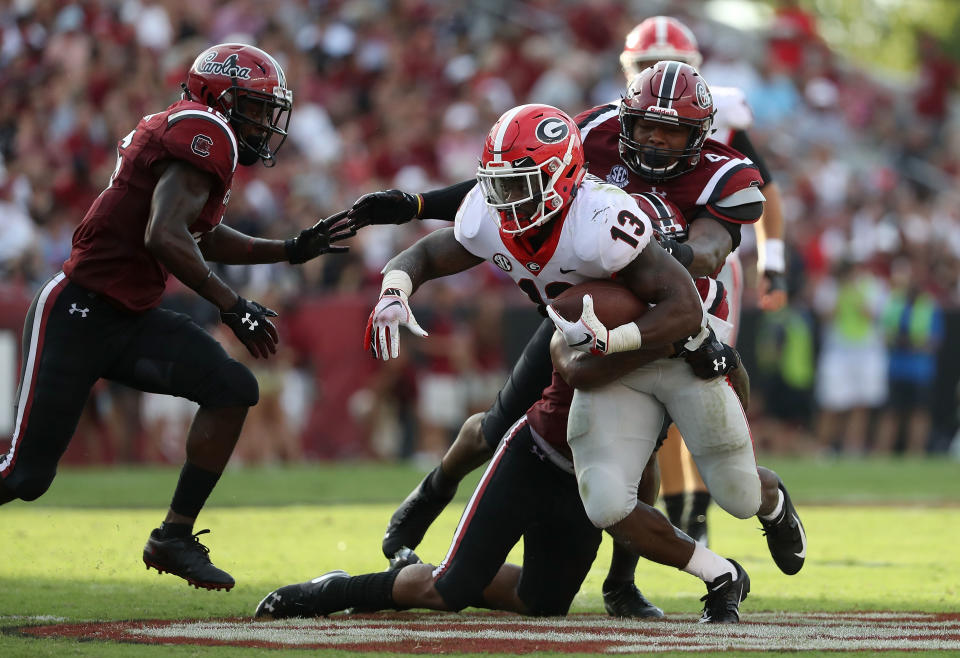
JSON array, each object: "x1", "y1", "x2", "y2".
[
  {"x1": 729, "y1": 130, "x2": 774, "y2": 185},
  {"x1": 420, "y1": 180, "x2": 477, "y2": 222}
]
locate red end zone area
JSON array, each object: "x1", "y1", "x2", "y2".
[{"x1": 14, "y1": 611, "x2": 960, "y2": 653}]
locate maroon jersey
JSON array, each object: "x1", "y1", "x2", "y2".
[
  {"x1": 574, "y1": 103, "x2": 763, "y2": 227},
  {"x1": 63, "y1": 100, "x2": 238, "y2": 312}
]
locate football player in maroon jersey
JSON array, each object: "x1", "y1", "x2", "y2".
[
  {"x1": 618, "y1": 15, "x2": 789, "y2": 551},
  {"x1": 342, "y1": 64, "x2": 804, "y2": 617},
  {"x1": 0, "y1": 43, "x2": 351, "y2": 591}
]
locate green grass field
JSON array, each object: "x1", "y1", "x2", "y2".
[{"x1": 1, "y1": 457, "x2": 959, "y2": 657}]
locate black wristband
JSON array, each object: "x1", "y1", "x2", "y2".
[{"x1": 283, "y1": 238, "x2": 296, "y2": 263}]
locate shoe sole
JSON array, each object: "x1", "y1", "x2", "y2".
[{"x1": 143, "y1": 559, "x2": 235, "y2": 591}]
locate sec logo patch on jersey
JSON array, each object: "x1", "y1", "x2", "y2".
[
  {"x1": 606, "y1": 165, "x2": 630, "y2": 188},
  {"x1": 492, "y1": 253, "x2": 513, "y2": 272}
]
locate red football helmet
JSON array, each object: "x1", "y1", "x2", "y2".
[
  {"x1": 476, "y1": 104, "x2": 586, "y2": 235},
  {"x1": 620, "y1": 16, "x2": 702, "y2": 78},
  {"x1": 184, "y1": 43, "x2": 293, "y2": 166},
  {"x1": 619, "y1": 61, "x2": 715, "y2": 182}
]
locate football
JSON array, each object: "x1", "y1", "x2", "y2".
[{"x1": 551, "y1": 280, "x2": 648, "y2": 328}]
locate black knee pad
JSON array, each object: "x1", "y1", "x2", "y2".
[
  {"x1": 195, "y1": 358, "x2": 259, "y2": 408},
  {"x1": 8, "y1": 469, "x2": 56, "y2": 502}
]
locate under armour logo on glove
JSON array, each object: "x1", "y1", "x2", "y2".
[
  {"x1": 684, "y1": 326, "x2": 739, "y2": 380},
  {"x1": 68, "y1": 303, "x2": 89, "y2": 317},
  {"x1": 221, "y1": 296, "x2": 279, "y2": 359}
]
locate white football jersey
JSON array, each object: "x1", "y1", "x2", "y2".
[
  {"x1": 454, "y1": 177, "x2": 653, "y2": 306},
  {"x1": 710, "y1": 86, "x2": 753, "y2": 145}
]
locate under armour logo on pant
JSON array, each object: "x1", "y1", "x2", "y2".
[
  {"x1": 68, "y1": 303, "x2": 90, "y2": 318},
  {"x1": 241, "y1": 313, "x2": 258, "y2": 331},
  {"x1": 713, "y1": 357, "x2": 726, "y2": 372}
]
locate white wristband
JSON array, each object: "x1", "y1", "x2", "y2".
[
  {"x1": 757, "y1": 238, "x2": 785, "y2": 273},
  {"x1": 380, "y1": 270, "x2": 414, "y2": 298},
  {"x1": 607, "y1": 322, "x2": 643, "y2": 354}
]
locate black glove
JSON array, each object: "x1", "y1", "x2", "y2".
[
  {"x1": 345, "y1": 189, "x2": 420, "y2": 230},
  {"x1": 285, "y1": 210, "x2": 354, "y2": 264},
  {"x1": 221, "y1": 296, "x2": 280, "y2": 359},
  {"x1": 656, "y1": 234, "x2": 694, "y2": 268},
  {"x1": 683, "y1": 327, "x2": 739, "y2": 380}
]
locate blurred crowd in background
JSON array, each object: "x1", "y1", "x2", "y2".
[{"x1": 1, "y1": 0, "x2": 960, "y2": 467}]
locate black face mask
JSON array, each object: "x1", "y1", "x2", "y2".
[{"x1": 640, "y1": 146, "x2": 675, "y2": 169}]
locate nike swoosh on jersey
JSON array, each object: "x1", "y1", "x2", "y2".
[
  {"x1": 560, "y1": 267, "x2": 576, "y2": 273},
  {"x1": 794, "y1": 515, "x2": 807, "y2": 558},
  {"x1": 571, "y1": 333, "x2": 593, "y2": 347}
]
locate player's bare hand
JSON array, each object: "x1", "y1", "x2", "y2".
[
  {"x1": 363, "y1": 287, "x2": 428, "y2": 360},
  {"x1": 221, "y1": 296, "x2": 279, "y2": 359},
  {"x1": 285, "y1": 210, "x2": 354, "y2": 264},
  {"x1": 758, "y1": 270, "x2": 787, "y2": 311},
  {"x1": 345, "y1": 189, "x2": 420, "y2": 231},
  {"x1": 546, "y1": 294, "x2": 610, "y2": 355}
]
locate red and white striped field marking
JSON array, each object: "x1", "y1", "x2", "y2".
[{"x1": 17, "y1": 612, "x2": 960, "y2": 653}]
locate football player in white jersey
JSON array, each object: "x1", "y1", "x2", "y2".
[
  {"x1": 620, "y1": 15, "x2": 789, "y2": 548},
  {"x1": 360, "y1": 104, "x2": 758, "y2": 621}
]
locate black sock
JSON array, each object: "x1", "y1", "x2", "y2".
[
  {"x1": 426, "y1": 465, "x2": 458, "y2": 500},
  {"x1": 690, "y1": 491, "x2": 711, "y2": 522},
  {"x1": 604, "y1": 542, "x2": 641, "y2": 586},
  {"x1": 170, "y1": 462, "x2": 222, "y2": 519},
  {"x1": 159, "y1": 522, "x2": 193, "y2": 538},
  {"x1": 323, "y1": 570, "x2": 399, "y2": 613},
  {"x1": 663, "y1": 493, "x2": 685, "y2": 528}
]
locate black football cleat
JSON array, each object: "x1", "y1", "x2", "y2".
[
  {"x1": 382, "y1": 471, "x2": 455, "y2": 558},
  {"x1": 255, "y1": 570, "x2": 350, "y2": 619},
  {"x1": 142, "y1": 528, "x2": 234, "y2": 591},
  {"x1": 759, "y1": 481, "x2": 807, "y2": 575},
  {"x1": 602, "y1": 581, "x2": 665, "y2": 619},
  {"x1": 698, "y1": 559, "x2": 750, "y2": 624}
]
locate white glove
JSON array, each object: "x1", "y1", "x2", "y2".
[
  {"x1": 546, "y1": 294, "x2": 611, "y2": 355},
  {"x1": 363, "y1": 287, "x2": 428, "y2": 360}
]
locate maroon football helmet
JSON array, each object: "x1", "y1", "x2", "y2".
[
  {"x1": 185, "y1": 43, "x2": 293, "y2": 166},
  {"x1": 619, "y1": 60, "x2": 714, "y2": 182}
]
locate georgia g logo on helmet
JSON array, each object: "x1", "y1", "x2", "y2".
[{"x1": 536, "y1": 117, "x2": 569, "y2": 144}]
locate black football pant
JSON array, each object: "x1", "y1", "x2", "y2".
[
  {"x1": 433, "y1": 420, "x2": 601, "y2": 615},
  {"x1": 1, "y1": 273, "x2": 253, "y2": 501}
]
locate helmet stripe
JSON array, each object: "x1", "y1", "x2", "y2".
[
  {"x1": 636, "y1": 192, "x2": 672, "y2": 218},
  {"x1": 491, "y1": 105, "x2": 528, "y2": 163},
  {"x1": 655, "y1": 16, "x2": 668, "y2": 46},
  {"x1": 657, "y1": 61, "x2": 681, "y2": 109}
]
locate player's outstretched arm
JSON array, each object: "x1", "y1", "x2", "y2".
[
  {"x1": 365, "y1": 227, "x2": 483, "y2": 360},
  {"x1": 197, "y1": 211, "x2": 353, "y2": 265},
  {"x1": 550, "y1": 331, "x2": 672, "y2": 389},
  {"x1": 345, "y1": 180, "x2": 477, "y2": 231}
]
